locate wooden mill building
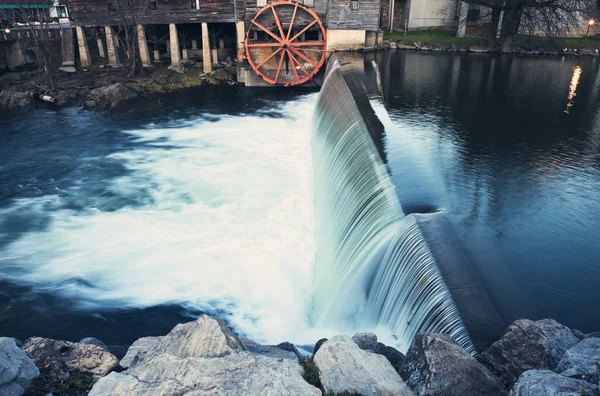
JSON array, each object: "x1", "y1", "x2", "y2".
[{"x1": 67, "y1": 0, "x2": 382, "y2": 85}]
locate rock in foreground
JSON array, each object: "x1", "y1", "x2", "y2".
[
  {"x1": 399, "y1": 333, "x2": 507, "y2": 396},
  {"x1": 0, "y1": 337, "x2": 39, "y2": 396},
  {"x1": 314, "y1": 335, "x2": 413, "y2": 396},
  {"x1": 556, "y1": 337, "x2": 600, "y2": 381},
  {"x1": 89, "y1": 315, "x2": 320, "y2": 396},
  {"x1": 478, "y1": 319, "x2": 579, "y2": 387},
  {"x1": 509, "y1": 370, "x2": 597, "y2": 396}
]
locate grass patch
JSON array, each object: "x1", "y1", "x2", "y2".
[
  {"x1": 384, "y1": 29, "x2": 600, "y2": 50},
  {"x1": 301, "y1": 358, "x2": 322, "y2": 389}
]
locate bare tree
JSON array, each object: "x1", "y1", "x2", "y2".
[
  {"x1": 463, "y1": 0, "x2": 597, "y2": 50},
  {"x1": 7, "y1": 0, "x2": 59, "y2": 90},
  {"x1": 102, "y1": 0, "x2": 151, "y2": 76}
]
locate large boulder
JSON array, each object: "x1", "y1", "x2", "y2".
[
  {"x1": 89, "y1": 315, "x2": 320, "y2": 396},
  {"x1": 142, "y1": 315, "x2": 245, "y2": 362},
  {"x1": 314, "y1": 335, "x2": 413, "y2": 396},
  {"x1": 22, "y1": 337, "x2": 118, "y2": 395},
  {"x1": 90, "y1": 351, "x2": 320, "y2": 396},
  {"x1": 556, "y1": 337, "x2": 600, "y2": 381},
  {"x1": 352, "y1": 332, "x2": 378, "y2": 351},
  {"x1": 399, "y1": 333, "x2": 507, "y2": 396},
  {"x1": 88, "y1": 83, "x2": 141, "y2": 109},
  {"x1": 509, "y1": 370, "x2": 597, "y2": 396},
  {"x1": 478, "y1": 319, "x2": 579, "y2": 387},
  {"x1": 0, "y1": 90, "x2": 32, "y2": 110},
  {"x1": 0, "y1": 337, "x2": 39, "y2": 396}
]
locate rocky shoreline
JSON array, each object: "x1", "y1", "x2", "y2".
[
  {"x1": 380, "y1": 39, "x2": 600, "y2": 56},
  {"x1": 2, "y1": 315, "x2": 599, "y2": 396},
  {"x1": 0, "y1": 62, "x2": 237, "y2": 113}
]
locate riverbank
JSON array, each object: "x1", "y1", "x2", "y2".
[
  {"x1": 384, "y1": 29, "x2": 600, "y2": 54},
  {"x1": 0, "y1": 62, "x2": 236, "y2": 112},
  {"x1": 2, "y1": 315, "x2": 599, "y2": 396}
]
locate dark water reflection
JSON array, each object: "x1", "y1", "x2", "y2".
[{"x1": 374, "y1": 51, "x2": 600, "y2": 333}]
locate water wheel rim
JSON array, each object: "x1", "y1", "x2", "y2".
[{"x1": 245, "y1": 0, "x2": 327, "y2": 86}]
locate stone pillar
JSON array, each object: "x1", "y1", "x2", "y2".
[
  {"x1": 137, "y1": 24, "x2": 152, "y2": 67},
  {"x1": 169, "y1": 24, "x2": 181, "y2": 68},
  {"x1": 104, "y1": 26, "x2": 120, "y2": 65},
  {"x1": 456, "y1": 1, "x2": 469, "y2": 37},
  {"x1": 182, "y1": 48, "x2": 189, "y2": 61},
  {"x1": 76, "y1": 26, "x2": 91, "y2": 67},
  {"x1": 96, "y1": 30, "x2": 106, "y2": 58},
  {"x1": 153, "y1": 49, "x2": 160, "y2": 62},
  {"x1": 202, "y1": 22, "x2": 212, "y2": 73},
  {"x1": 211, "y1": 48, "x2": 218, "y2": 64},
  {"x1": 192, "y1": 39, "x2": 198, "y2": 50},
  {"x1": 219, "y1": 38, "x2": 225, "y2": 49},
  {"x1": 236, "y1": 20, "x2": 245, "y2": 60},
  {"x1": 166, "y1": 40, "x2": 171, "y2": 56}
]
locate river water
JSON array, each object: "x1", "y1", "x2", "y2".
[{"x1": 1, "y1": 52, "x2": 599, "y2": 346}]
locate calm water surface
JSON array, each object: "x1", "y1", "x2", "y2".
[{"x1": 374, "y1": 51, "x2": 600, "y2": 333}]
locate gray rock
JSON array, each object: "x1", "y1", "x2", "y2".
[
  {"x1": 556, "y1": 337, "x2": 600, "y2": 381},
  {"x1": 397, "y1": 43, "x2": 416, "y2": 50},
  {"x1": 79, "y1": 337, "x2": 109, "y2": 352},
  {"x1": 510, "y1": 370, "x2": 597, "y2": 396},
  {"x1": 314, "y1": 335, "x2": 413, "y2": 396},
  {"x1": 90, "y1": 315, "x2": 320, "y2": 396},
  {"x1": 478, "y1": 319, "x2": 579, "y2": 387},
  {"x1": 374, "y1": 342, "x2": 405, "y2": 372},
  {"x1": 0, "y1": 337, "x2": 39, "y2": 396},
  {"x1": 58, "y1": 66, "x2": 76, "y2": 73},
  {"x1": 89, "y1": 83, "x2": 140, "y2": 109},
  {"x1": 275, "y1": 342, "x2": 304, "y2": 360},
  {"x1": 142, "y1": 315, "x2": 245, "y2": 363},
  {"x1": 352, "y1": 332, "x2": 378, "y2": 351},
  {"x1": 470, "y1": 45, "x2": 489, "y2": 53},
  {"x1": 23, "y1": 337, "x2": 118, "y2": 383},
  {"x1": 240, "y1": 338, "x2": 298, "y2": 361},
  {"x1": 90, "y1": 352, "x2": 320, "y2": 396},
  {"x1": 0, "y1": 91, "x2": 32, "y2": 110},
  {"x1": 399, "y1": 333, "x2": 507, "y2": 396},
  {"x1": 119, "y1": 336, "x2": 163, "y2": 369},
  {"x1": 571, "y1": 329, "x2": 586, "y2": 340},
  {"x1": 586, "y1": 331, "x2": 600, "y2": 339}
]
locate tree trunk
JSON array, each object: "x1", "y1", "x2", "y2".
[
  {"x1": 500, "y1": 6, "x2": 522, "y2": 53},
  {"x1": 488, "y1": 6, "x2": 501, "y2": 49}
]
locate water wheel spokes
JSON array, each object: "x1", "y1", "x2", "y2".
[{"x1": 245, "y1": 0, "x2": 327, "y2": 86}]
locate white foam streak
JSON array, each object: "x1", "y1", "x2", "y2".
[{"x1": 0, "y1": 96, "x2": 317, "y2": 344}]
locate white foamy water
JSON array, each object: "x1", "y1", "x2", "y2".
[{"x1": 0, "y1": 95, "x2": 317, "y2": 344}]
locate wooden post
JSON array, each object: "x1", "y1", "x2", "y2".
[
  {"x1": 104, "y1": 26, "x2": 120, "y2": 65},
  {"x1": 137, "y1": 24, "x2": 152, "y2": 67},
  {"x1": 202, "y1": 22, "x2": 212, "y2": 73},
  {"x1": 96, "y1": 29, "x2": 106, "y2": 58},
  {"x1": 219, "y1": 38, "x2": 225, "y2": 49},
  {"x1": 169, "y1": 24, "x2": 181, "y2": 68},
  {"x1": 211, "y1": 48, "x2": 218, "y2": 64},
  {"x1": 76, "y1": 26, "x2": 91, "y2": 67},
  {"x1": 153, "y1": 49, "x2": 160, "y2": 62},
  {"x1": 236, "y1": 21, "x2": 245, "y2": 60},
  {"x1": 192, "y1": 39, "x2": 198, "y2": 50},
  {"x1": 182, "y1": 48, "x2": 189, "y2": 61},
  {"x1": 166, "y1": 40, "x2": 171, "y2": 55}
]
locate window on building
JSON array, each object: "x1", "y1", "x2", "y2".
[
  {"x1": 257, "y1": 0, "x2": 267, "y2": 7},
  {"x1": 303, "y1": 0, "x2": 314, "y2": 6},
  {"x1": 191, "y1": 0, "x2": 198, "y2": 9},
  {"x1": 56, "y1": 6, "x2": 67, "y2": 18},
  {"x1": 350, "y1": 0, "x2": 359, "y2": 10},
  {"x1": 148, "y1": 0, "x2": 158, "y2": 11}
]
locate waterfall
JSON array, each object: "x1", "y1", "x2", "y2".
[{"x1": 311, "y1": 57, "x2": 476, "y2": 354}]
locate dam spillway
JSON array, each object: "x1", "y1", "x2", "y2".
[{"x1": 310, "y1": 55, "x2": 496, "y2": 354}]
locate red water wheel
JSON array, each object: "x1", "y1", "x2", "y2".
[{"x1": 245, "y1": 0, "x2": 327, "y2": 86}]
